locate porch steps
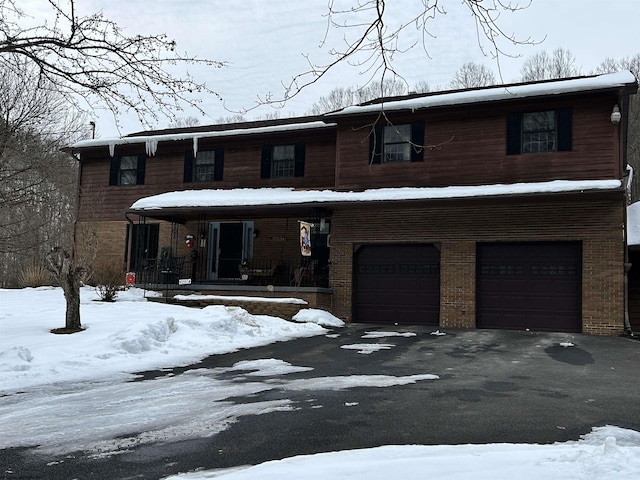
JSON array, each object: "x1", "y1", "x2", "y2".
[{"x1": 147, "y1": 292, "x2": 308, "y2": 320}]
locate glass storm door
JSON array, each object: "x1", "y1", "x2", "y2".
[{"x1": 207, "y1": 221, "x2": 254, "y2": 280}]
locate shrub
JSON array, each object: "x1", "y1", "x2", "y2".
[
  {"x1": 92, "y1": 259, "x2": 125, "y2": 302},
  {"x1": 18, "y1": 262, "x2": 53, "y2": 288}
]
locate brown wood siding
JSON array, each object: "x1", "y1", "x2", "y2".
[
  {"x1": 78, "y1": 129, "x2": 336, "y2": 222},
  {"x1": 335, "y1": 93, "x2": 621, "y2": 190}
]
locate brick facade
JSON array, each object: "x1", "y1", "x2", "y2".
[{"x1": 328, "y1": 194, "x2": 625, "y2": 335}]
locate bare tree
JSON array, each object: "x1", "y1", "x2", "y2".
[
  {"x1": 0, "y1": 58, "x2": 89, "y2": 332},
  {"x1": 413, "y1": 80, "x2": 431, "y2": 94},
  {"x1": 167, "y1": 116, "x2": 202, "y2": 129},
  {"x1": 450, "y1": 62, "x2": 497, "y2": 89},
  {"x1": 250, "y1": 0, "x2": 534, "y2": 109},
  {"x1": 308, "y1": 78, "x2": 408, "y2": 114},
  {"x1": 519, "y1": 47, "x2": 581, "y2": 82},
  {"x1": 0, "y1": 0, "x2": 224, "y2": 129},
  {"x1": 0, "y1": 0, "x2": 224, "y2": 332},
  {"x1": 593, "y1": 54, "x2": 640, "y2": 79}
]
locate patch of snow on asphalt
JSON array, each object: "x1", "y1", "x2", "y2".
[{"x1": 340, "y1": 343, "x2": 395, "y2": 354}]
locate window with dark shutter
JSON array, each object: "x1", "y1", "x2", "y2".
[
  {"x1": 369, "y1": 123, "x2": 424, "y2": 164},
  {"x1": 185, "y1": 149, "x2": 224, "y2": 182},
  {"x1": 261, "y1": 144, "x2": 303, "y2": 178},
  {"x1": 507, "y1": 109, "x2": 572, "y2": 155},
  {"x1": 110, "y1": 155, "x2": 145, "y2": 185}
]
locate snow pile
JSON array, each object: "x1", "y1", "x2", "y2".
[
  {"x1": 0, "y1": 287, "x2": 329, "y2": 393},
  {"x1": 173, "y1": 293, "x2": 308, "y2": 304},
  {"x1": 292, "y1": 308, "x2": 345, "y2": 327},
  {"x1": 167, "y1": 425, "x2": 640, "y2": 480}
]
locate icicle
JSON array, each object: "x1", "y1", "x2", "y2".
[
  {"x1": 193, "y1": 136, "x2": 199, "y2": 157},
  {"x1": 145, "y1": 139, "x2": 158, "y2": 157},
  {"x1": 108, "y1": 141, "x2": 116, "y2": 157}
]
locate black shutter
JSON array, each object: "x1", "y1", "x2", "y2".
[
  {"x1": 109, "y1": 157, "x2": 119, "y2": 185},
  {"x1": 294, "y1": 143, "x2": 305, "y2": 177},
  {"x1": 136, "y1": 154, "x2": 146, "y2": 185},
  {"x1": 184, "y1": 150, "x2": 194, "y2": 183},
  {"x1": 214, "y1": 148, "x2": 224, "y2": 181},
  {"x1": 557, "y1": 108, "x2": 572, "y2": 151},
  {"x1": 260, "y1": 145, "x2": 272, "y2": 179},
  {"x1": 369, "y1": 125, "x2": 383, "y2": 164},
  {"x1": 411, "y1": 122, "x2": 425, "y2": 162},
  {"x1": 506, "y1": 113, "x2": 522, "y2": 155}
]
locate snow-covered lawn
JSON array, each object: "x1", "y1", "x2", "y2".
[
  {"x1": 0, "y1": 286, "x2": 333, "y2": 392},
  {"x1": 1, "y1": 287, "x2": 639, "y2": 480}
]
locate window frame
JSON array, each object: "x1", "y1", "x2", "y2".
[
  {"x1": 370, "y1": 122, "x2": 424, "y2": 164},
  {"x1": 109, "y1": 154, "x2": 146, "y2": 186},
  {"x1": 261, "y1": 143, "x2": 305, "y2": 179},
  {"x1": 184, "y1": 148, "x2": 224, "y2": 183},
  {"x1": 270, "y1": 144, "x2": 296, "y2": 178},
  {"x1": 194, "y1": 150, "x2": 217, "y2": 182},
  {"x1": 507, "y1": 108, "x2": 572, "y2": 155},
  {"x1": 118, "y1": 155, "x2": 139, "y2": 185}
]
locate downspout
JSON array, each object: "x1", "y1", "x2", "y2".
[{"x1": 621, "y1": 90, "x2": 634, "y2": 336}]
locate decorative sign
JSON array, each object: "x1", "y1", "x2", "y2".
[
  {"x1": 299, "y1": 221, "x2": 312, "y2": 257},
  {"x1": 178, "y1": 278, "x2": 192, "y2": 285},
  {"x1": 125, "y1": 272, "x2": 136, "y2": 285}
]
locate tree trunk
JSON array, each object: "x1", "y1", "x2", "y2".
[
  {"x1": 61, "y1": 270, "x2": 82, "y2": 331},
  {"x1": 48, "y1": 245, "x2": 84, "y2": 334}
]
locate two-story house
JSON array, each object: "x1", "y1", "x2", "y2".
[{"x1": 70, "y1": 71, "x2": 638, "y2": 335}]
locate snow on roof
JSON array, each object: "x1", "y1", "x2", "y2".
[
  {"x1": 129, "y1": 180, "x2": 622, "y2": 211},
  {"x1": 72, "y1": 72, "x2": 636, "y2": 156},
  {"x1": 627, "y1": 202, "x2": 640, "y2": 246},
  {"x1": 72, "y1": 121, "x2": 335, "y2": 156},
  {"x1": 329, "y1": 71, "x2": 637, "y2": 116}
]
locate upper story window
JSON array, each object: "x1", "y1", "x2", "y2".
[
  {"x1": 370, "y1": 122, "x2": 424, "y2": 164},
  {"x1": 261, "y1": 143, "x2": 305, "y2": 179},
  {"x1": 271, "y1": 145, "x2": 295, "y2": 177},
  {"x1": 109, "y1": 154, "x2": 145, "y2": 186},
  {"x1": 184, "y1": 148, "x2": 224, "y2": 183},
  {"x1": 383, "y1": 125, "x2": 412, "y2": 162},
  {"x1": 195, "y1": 150, "x2": 216, "y2": 182},
  {"x1": 507, "y1": 108, "x2": 572, "y2": 155}
]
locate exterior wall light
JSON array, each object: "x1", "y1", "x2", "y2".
[{"x1": 611, "y1": 104, "x2": 621, "y2": 124}]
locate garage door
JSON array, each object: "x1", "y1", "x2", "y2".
[
  {"x1": 477, "y1": 242, "x2": 582, "y2": 332},
  {"x1": 354, "y1": 244, "x2": 440, "y2": 325}
]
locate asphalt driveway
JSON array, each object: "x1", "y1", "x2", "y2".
[{"x1": 4, "y1": 325, "x2": 640, "y2": 479}]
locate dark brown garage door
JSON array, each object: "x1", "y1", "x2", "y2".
[
  {"x1": 354, "y1": 244, "x2": 440, "y2": 325},
  {"x1": 477, "y1": 242, "x2": 582, "y2": 332}
]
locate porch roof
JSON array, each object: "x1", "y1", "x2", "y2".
[{"x1": 126, "y1": 179, "x2": 623, "y2": 221}]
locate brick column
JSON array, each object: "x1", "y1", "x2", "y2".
[{"x1": 440, "y1": 240, "x2": 476, "y2": 329}]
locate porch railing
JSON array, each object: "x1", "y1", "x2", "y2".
[{"x1": 134, "y1": 257, "x2": 328, "y2": 290}]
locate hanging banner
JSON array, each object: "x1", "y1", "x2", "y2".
[{"x1": 299, "y1": 221, "x2": 312, "y2": 257}]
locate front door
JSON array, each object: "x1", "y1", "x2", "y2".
[{"x1": 207, "y1": 221, "x2": 254, "y2": 280}]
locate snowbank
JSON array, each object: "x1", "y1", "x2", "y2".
[{"x1": 0, "y1": 287, "x2": 329, "y2": 392}]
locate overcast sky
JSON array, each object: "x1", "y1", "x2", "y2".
[{"x1": 40, "y1": 0, "x2": 640, "y2": 137}]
